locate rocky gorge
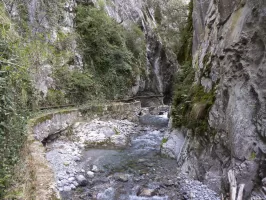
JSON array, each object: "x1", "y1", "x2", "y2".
[
  {"x1": 1, "y1": 0, "x2": 266, "y2": 199},
  {"x1": 28, "y1": 102, "x2": 220, "y2": 200}
]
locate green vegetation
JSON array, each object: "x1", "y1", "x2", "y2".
[
  {"x1": 171, "y1": 65, "x2": 215, "y2": 134},
  {"x1": 171, "y1": 0, "x2": 215, "y2": 136},
  {"x1": 0, "y1": 4, "x2": 30, "y2": 197},
  {"x1": 161, "y1": 138, "x2": 168, "y2": 146},
  {"x1": 114, "y1": 127, "x2": 120, "y2": 135},
  {"x1": 75, "y1": 4, "x2": 146, "y2": 99},
  {"x1": 176, "y1": 0, "x2": 193, "y2": 64},
  {"x1": 154, "y1": 3, "x2": 162, "y2": 25},
  {"x1": 249, "y1": 151, "x2": 256, "y2": 161},
  {"x1": 154, "y1": 0, "x2": 188, "y2": 58}
]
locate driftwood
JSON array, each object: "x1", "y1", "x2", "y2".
[
  {"x1": 236, "y1": 184, "x2": 245, "y2": 200},
  {"x1": 228, "y1": 170, "x2": 245, "y2": 200}
]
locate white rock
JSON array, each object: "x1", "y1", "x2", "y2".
[
  {"x1": 87, "y1": 171, "x2": 95, "y2": 178},
  {"x1": 73, "y1": 181, "x2": 78, "y2": 186},
  {"x1": 63, "y1": 186, "x2": 71, "y2": 192},
  {"x1": 70, "y1": 184, "x2": 76, "y2": 189},
  {"x1": 92, "y1": 165, "x2": 99, "y2": 172},
  {"x1": 76, "y1": 175, "x2": 87, "y2": 186},
  {"x1": 69, "y1": 177, "x2": 75, "y2": 182},
  {"x1": 61, "y1": 179, "x2": 68, "y2": 186}
]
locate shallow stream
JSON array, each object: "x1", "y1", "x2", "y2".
[{"x1": 46, "y1": 114, "x2": 219, "y2": 200}]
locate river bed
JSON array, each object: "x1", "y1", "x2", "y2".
[{"x1": 45, "y1": 114, "x2": 219, "y2": 200}]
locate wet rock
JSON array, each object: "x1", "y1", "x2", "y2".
[
  {"x1": 76, "y1": 175, "x2": 87, "y2": 186},
  {"x1": 73, "y1": 181, "x2": 78, "y2": 186}
]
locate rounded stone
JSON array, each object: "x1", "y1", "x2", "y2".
[
  {"x1": 87, "y1": 171, "x2": 95, "y2": 178},
  {"x1": 92, "y1": 165, "x2": 99, "y2": 172},
  {"x1": 63, "y1": 186, "x2": 72, "y2": 192},
  {"x1": 76, "y1": 175, "x2": 88, "y2": 186}
]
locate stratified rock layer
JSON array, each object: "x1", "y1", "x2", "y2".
[{"x1": 179, "y1": 0, "x2": 266, "y2": 198}]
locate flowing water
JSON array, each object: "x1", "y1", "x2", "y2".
[
  {"x1": 47, "y1": 114, "x2": 219, "y2": 200},
  {"x1": 58, "y1": 115, "x2": 184, "y2": 200}
]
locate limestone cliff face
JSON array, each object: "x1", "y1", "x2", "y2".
[
  {"x1": 95, "y1": 0, "x2": 177, "y2": 102},
  {"x1": 4, "y1": 0, "x2": 81, "y2": 98},
  {"x1": 5, "y1": 0, "x2": 177, "y2": 104},
  {"x1": 182, "y1": 0, "x2": 266, "y2": 198}
]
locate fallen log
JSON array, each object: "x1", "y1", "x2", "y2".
[
  {"x1": 228, "y1": 170, "x2": 237, "y2": 200},
  {"x1": 228, "y1": 170, "x2": 245, "y2": 200}
]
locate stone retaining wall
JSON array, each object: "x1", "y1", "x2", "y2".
[{"x1": 24, "y1": 102, "x2": 141, "y2": 200}]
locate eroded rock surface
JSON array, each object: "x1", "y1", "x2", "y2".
[
  {"x1": 94, "y1": 0, "x2": 178, "y2": 100},
  {"x1": 179, "y1": 0, "x2": 266, "y2": 198}
]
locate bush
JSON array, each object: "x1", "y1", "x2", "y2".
[
  {"x1": 0, "y1": 4, "x2": 32, "y2": 197},
  {"x1": 75, "y1": 4, "x2": 142, "y2": 99},
  {"x1": 172, "y1": 62, "x2": 215, "y2": 135},
  {"x1": 53, "y1": 67, "x2": 101, "y2": 104},
  {"x1": 171, "y1": 1, "x2": 215, "y2": 136}
]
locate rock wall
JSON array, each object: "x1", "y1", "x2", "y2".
[
  {"x1": 23, "y1": 101, "x2": 141, "y2": 199},
  {"x1": 178, "y1": 0, "x2": 266, "y2": 198},
  {"x1": 4, "y1": 0, "x2": 82, "y2": 98},
  {"x1": 95, "y1": 0, "x2": 178, "y2": 102}
]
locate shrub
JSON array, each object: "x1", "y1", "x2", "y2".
[
  {"x1": 172, "y1": 61, "x2": 216, "y2": 135},
  {"x1": 75, "y1": 4, "x2": 141, "y2": 99},
  {"x1": 171, "y1": 1, "x2": 216, "y2": 136}
]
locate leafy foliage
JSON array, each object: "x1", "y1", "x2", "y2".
[
  {"x1": 154, "y1": 0, "x2": 188, "y2": 58},
  {"x1": 0, "y1": 4, "x2": 31, "y2": 197},
  {"x1": 53, "y1": 67, "x2": 103, "y2": 104},
  {"x1": 171, "y1": 62, "x2": 215, "y2": 134},
  {"x1": 176, "y1": 0, "x2": 193, "y2": 64},
  {"x1": 171, "y1": 0, "x2": 215, "y2": 136},
  {"x1": 75, "y1": 5, "x2": 144, "y2": 99}
]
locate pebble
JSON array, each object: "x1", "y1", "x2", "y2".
[
  {"x1": 63, "y1": 186, "x2": 72, "y2": 192},
  {"x1": 70, "y1": 184, "x2": 76, "y2": 189},
  {"x1": 87, "y1": 171, "x2": 95, "y2": 178},
  {"x1": 140, "y1": 188, "x2": 155, "y2": 197},
  {"x1": 114, "y1": 173, "x2": 129, "y2": 182},
  {"x1": 69, "y1": 177, "x2": 75, "y2": 182},
  {"x1": 73, "y1": 181, "x2": 78, "y2": 186},
  {"x1": 61, "y1": 179, "x2": 68, "y2": 186},
  {"x1": 92, "y1": 165, "x2": 99, "y2": 172},
  {"x1": 73, "y1": 156, "x2": 80, "y2": 161},
  {"x1": 76, "y1": 175, "x2": 88, "y2": 186}
]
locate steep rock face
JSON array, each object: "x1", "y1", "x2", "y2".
[
  {"x1": 181, "y1": 0, "x2": 266, "y2": 198},
  {"x1": 4, "y1": 0, "x2": 82, "y2": 98},
  {"x1": 5, "y1": 0, "x2": 177, "y2": 104},
  {"x1": 96, "y1": 0, "x2": 177, "y2": 101}
]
